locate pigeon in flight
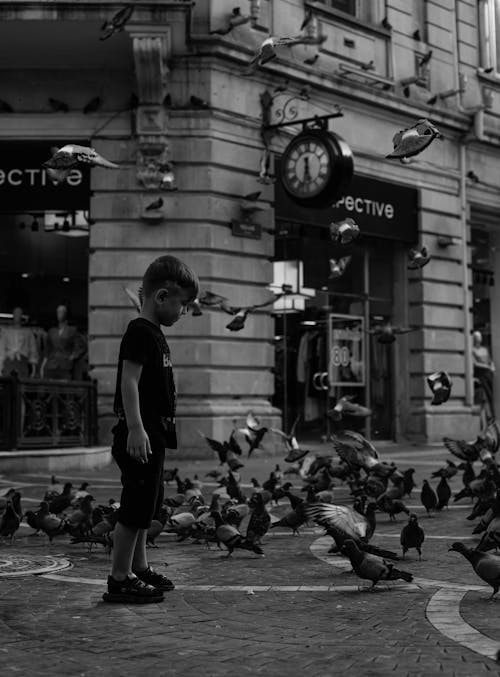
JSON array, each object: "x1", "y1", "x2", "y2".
[
  {"x1": 100, "y1": 5, "x2": 134, "y2": 41},
  {"x1": 44, "y1": 145, "x2": 119, "y2": 170},
  {"x1": 366, "y1": 324, "x2": 415, "y2": 344},
  {"x1": 330, "y1": 218, "x2": 360, "y2": 245},
  {"x1": 243, "y1": 36, "x2": 307, "y2": 74},
  {"x1": 386, "y1": 119, "x2": 442, "y2": 160},
  {"x1": 328, "y1": 396, "x2": 371, "y2": 421},
  {"x1": 271, "y1": 415, "x2": 309, "y2": 462},
  {"x1": 43, "y1": 144, "x2": 119, "y2": 185},
  {"x1": 210, "y1": 7, "x2": 251, "y2": 35},
  {"x1": 418, "y1": 50, "x2": 433, "y2": 67},
  {"x1": 226, "y1": 309, "x2": 250, "y2": 332},
  {"x1": 198, "y1": 291, "x2": 231, "y2": 309},
  {"x1": 123, "y1": 287, "x2": 141, "y2": 313},
  {"x1": 427, "y1": 370, "x2": 452, "y2": 405},
  {"x1": 329, "y1": 256, "x2": 351, "y2": 280},
  {"x1": 237, "y1": 411, "x2": 268, "y2": 458},
  {"x1": 408, "y1": 246, "x2": 430, "y2": 269}
]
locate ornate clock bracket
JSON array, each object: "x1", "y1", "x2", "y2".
[
  {"x1": 260, "y1": 88, "x2": 343, "y2": 146},
  {"x1": 128, "y1": 26, "x2": 174, "y2": 220}
]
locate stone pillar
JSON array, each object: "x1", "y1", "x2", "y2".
[{"x1": 407, "y1": 186, "x2": 477, "y2": 441}]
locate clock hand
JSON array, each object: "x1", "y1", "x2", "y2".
[{"x1": 303, "y1": 156, "x2": 311, "y2": 182}]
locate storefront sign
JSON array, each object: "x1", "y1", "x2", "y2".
[
  {"x1": 0, "y1": 141, "x2": 90, "y2": 211},
  {"x1": 327, "y1": 313, "x2": 365, "y2": 387},
  {"x1": 231, "y1": 220, "x2": 262, "y2": 239},
  {"x1": 276, "y1": 167, "x2": 419, "y2": 243}
]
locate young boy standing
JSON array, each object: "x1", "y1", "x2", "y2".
[{"x1": 103, "y1": 255, "x2": 199, "y2": 604}]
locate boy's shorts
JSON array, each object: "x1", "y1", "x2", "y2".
[{"x1": 111, "y1": 421, "x2": 166, "y2": 530}]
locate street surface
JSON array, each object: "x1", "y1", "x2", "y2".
[{"x1": 1, "y1": 443, "x2": 500, "y2": 676}]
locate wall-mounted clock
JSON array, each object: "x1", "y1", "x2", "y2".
[{"x1": 280, "y1": 128, "x2": 354, "y2": 207}]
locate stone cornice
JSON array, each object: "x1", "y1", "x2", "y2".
[{"x1": 178, "y1": 47, "x2": 474, "y2": 134}]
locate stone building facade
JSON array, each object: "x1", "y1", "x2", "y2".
[{"x1": 0, "y1": 0, "x2": 499, "y2": 454}]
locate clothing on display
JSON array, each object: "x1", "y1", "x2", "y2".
[
  {"x1": 44, "y1": 325, "x2": 86, "y2": 379},
  {"x1": 0, "y1": 325, "x2": 38, "y2": 376},
  {"x1": 296, "y1": 330, "x2": 325, "y2": 422}
]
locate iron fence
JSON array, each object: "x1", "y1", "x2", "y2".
[{"x1": 0, "y1": 376, "x2": 98, "y2": 450}]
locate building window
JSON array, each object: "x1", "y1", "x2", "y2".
[
  {"x1": 329, "y1": 0, "x2": 356, "y2": 15},
  {"x1": 479, "y1": 0, "x2": 500, "y2": 72},
  {"x1": 323, "y1": 0, "x2": 381, "y2": 23}
]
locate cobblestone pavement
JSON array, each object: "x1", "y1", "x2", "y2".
[{"x1": 1, "y1": 446, "x2": 500, "y2": 676}]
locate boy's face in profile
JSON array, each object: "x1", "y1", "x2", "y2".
[{"x1": 155, "y1": 287, "x2": 193, "y2": 326}]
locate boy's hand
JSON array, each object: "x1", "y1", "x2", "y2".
[{"x1": 127, "y1": 427, "x2": 152, "y2": 463}]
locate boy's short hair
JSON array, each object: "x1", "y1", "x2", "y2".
[{"x1": 142, "y1": 255, "x2": 199, "y2": 301}]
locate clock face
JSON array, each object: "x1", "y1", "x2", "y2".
[{"x1": 282, "y1": 137, "x2": 331, "y2": 198}]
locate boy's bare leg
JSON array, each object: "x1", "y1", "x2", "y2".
[
  {"x1": 111, "y1": 522, "x2": 140, "y2": 580},
  {"x1": 132, "y1": 529, "x2": 148, "y2": 572}
]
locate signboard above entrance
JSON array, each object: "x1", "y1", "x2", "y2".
[
  {"x1": 0, "y1": 141, "x2": 90, "y2": 211},
  {"x1": 275, "y1": 167, "x2": 419, "y2": 243}
]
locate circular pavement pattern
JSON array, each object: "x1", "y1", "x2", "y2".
[{"x1": 0, "y1": 552, "x2": 72, "y2": 577}]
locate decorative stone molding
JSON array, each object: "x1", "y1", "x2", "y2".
[{"x1": 127, "y1": 26, "x2": 172, "y2": 194}]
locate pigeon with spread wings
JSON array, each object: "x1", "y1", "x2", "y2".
[
  {"x1": 386, "y1": 119, "x2": 442, "y2": 160},
  {"x1": 43, "y1": 144, "x2": 119, "y2": 185},
  {"x1": 366, "y1": 324, "x2": 415, "y2": 344},
  {"x1": 271, "y1": 415, "x2": 310, "y2": 463},
  {"x1": 100, "y1": 5, "x2": 134, "y2": 41},
  {"x1": 305, "y1": 502, "x2": 399, "y2": 559},
  {"x1": 330, "y1": 430, "x2": 379, "y2": 471},
  {"x1": 243, "y1": 36, "x2": 307, "y2": 74},
  {"x1": 237, "y1": 411, "x2": 268, "y2": 458},
  {"x1": 408, "y1": 246, "x2": 430, "y2": 270}
]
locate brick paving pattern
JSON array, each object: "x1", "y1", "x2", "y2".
[{"x1": 1, "y1": 447, "x2": 500, "y2": 676}]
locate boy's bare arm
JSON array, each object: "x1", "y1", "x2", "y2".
[{"x1": 121, "y1": 359, "x2": 152, "y2": 463}]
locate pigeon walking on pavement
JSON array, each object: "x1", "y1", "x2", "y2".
[
  {"x1": 420, "y1": 480, "x2": 438, "y2": 516},
  {"x1": 341, "y1": 539, "x2": 413, "y2": 590},
  {"x1": 212, "y1": 511, "x2": 264, "y2": 558},
  {"x1": 400, "y1": 514, "x2": 425, "y2": 560},
  {"x1": 436, "y1": 476, "x2": 452, "y2": 511},
  {"x1": 449, "y1": 542, "x2": 500, "y2": 600}
]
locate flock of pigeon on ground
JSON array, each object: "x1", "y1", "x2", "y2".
[{"x1": 2, "y1": 413, "x2": 500, "y2": 599}]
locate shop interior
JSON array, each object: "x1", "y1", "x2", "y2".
[
  {"x1": 0, "y1": 210, "x2": 89, "y2": 380},
  {"x1": 272, "y1": 223, "x2": 397, "y2": 441}
]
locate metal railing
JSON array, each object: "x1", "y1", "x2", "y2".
[{"x1": 0, "y1": 376, "x2": 98, "y2": 450}]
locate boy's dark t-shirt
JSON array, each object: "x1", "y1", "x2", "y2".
[{"x1": 113, "y1": 317, "x2": 177, "y2": 449}]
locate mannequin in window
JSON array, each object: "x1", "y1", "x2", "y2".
[
  {"x1": 0, "y1": 306, "x2": 38, "y2": 378},
  {"x1": 40, "y1": 304, "x2": 85, "y2": 380},
  {"x1": 472, "y1": 330, "x2": 494, "y2": 412}
]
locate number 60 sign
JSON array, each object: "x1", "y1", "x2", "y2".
[{"x1": 328, "y1": 314, "x2": 365, "y2": 387}]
